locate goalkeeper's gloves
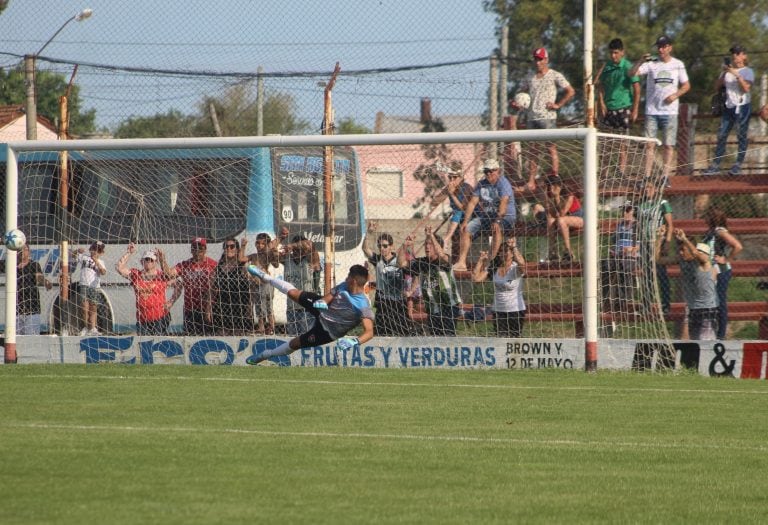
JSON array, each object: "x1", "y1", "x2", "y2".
[
  {"x1": 337, "y1": 336, "x2": 359, "y2": 350},
  {"x1": 312, "y1": 299, "x2": 329, "y2": 310},
  {"x1": 247, "y1": 264, "x2": 266, "y2": 279}
]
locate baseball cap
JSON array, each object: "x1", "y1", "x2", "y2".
[
  {"x1": 191, "y1": 237, "x2": 207, "y2": 248},
  {"x1": 696, "y1": 243, "x2": 711, "y2": 256},
  {"x1": 483, "y1": 159, "x2": 500, "y2": 171},
  {"x1": 142, "y1": 250, "x2": 157, "y2": 261},
  {"x1": 655, "y1": 35, "x2": 673, "y2": 47},
  {"x1": 533, "y1": 47, "x2": 548, "y2": 60},
  {"x1": 729, "y1": 44, "x2": 746, "y2": 55}
]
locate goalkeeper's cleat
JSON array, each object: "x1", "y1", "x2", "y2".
[
  {"x1": 312, "y1": 299, "x2": 329, "y2": 310},
  {"x1": 245, "y1": 353, "x2": 267, "y2": 365},
  {"x1": 337, "y1": 336, "x2": 359, "y2": 350},
  {"x1": 247, "y1": 264, "x2": 266, "y2": 279}
]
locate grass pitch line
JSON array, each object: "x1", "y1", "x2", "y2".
[
  {"x1": 16, "y1": 373, "x2": 768, "y2": 396},
  {"x1": 4, "y1": 422, "x2": 768, "y2": 453}
]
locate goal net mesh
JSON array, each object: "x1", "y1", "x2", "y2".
[{"x1": 4, "y1": 132, "x2": 670, "y2": 340}]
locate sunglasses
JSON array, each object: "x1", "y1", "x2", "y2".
[
  {"x1": 142, "y1": 258, "x2": 155, "y2": 262},
  {"x1": 225, "y1": 244, "x2": 237, "y2": 249},
  {"x1": 378, "y1": 243, "x2": 390, "y2": 248}
]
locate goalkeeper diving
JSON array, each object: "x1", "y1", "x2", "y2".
[{"x1": 246, "y1": 263, "x2": 375, "y2": 365}]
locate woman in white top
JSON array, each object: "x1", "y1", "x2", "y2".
[{"x1": 472, "y1": 236, "x2": 527, "y2": 337}]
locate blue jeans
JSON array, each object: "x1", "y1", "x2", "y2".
[
  {"x1": 714, "y1": 103, "x2": 751, "y2": 165},
  {"x1": 716, "y1": 268, "x2": 732, "y2": 340}
]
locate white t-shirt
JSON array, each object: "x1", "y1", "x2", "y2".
[
  {"x1": 724, "y1": 66, "x2": 754, "y2": 108},
  {"x1": 637, "y1": 57, "x2": 689, "y2": 115},
  {"x1": 76, "y1": 252, "x2": 105, "y2": 289},
  {"x1": 491, "y1": 263, "x2": 526, "y2": 313}
]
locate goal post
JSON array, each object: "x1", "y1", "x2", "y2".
[{"x1": 4, "y1": 129, "x2": 665, "y2": 369}]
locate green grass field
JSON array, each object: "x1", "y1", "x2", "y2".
[{"x1": 1, "y1": 365, "x2": 767, "y2": 524}]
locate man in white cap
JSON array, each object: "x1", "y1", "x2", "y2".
[
  {"x1": 629, "y1": 35, "x2": 690, "y2": 182},
  {"x1": 511, "y1": 46, "x2": 575, "y2": 191},
  {"x1": 658, "y1": 227, "x2": 717, "y2": 340},
  {"x1": 452, "y1": 158, "x2": 516, "y2": 271}
]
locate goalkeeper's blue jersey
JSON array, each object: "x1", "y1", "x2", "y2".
[{"x1": 319, "y1": 282, "x2": 375, "y2": 339}]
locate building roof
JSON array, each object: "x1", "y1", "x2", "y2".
[{"x1": 0, "y1": 104, "x2": 59, "y2": 139}]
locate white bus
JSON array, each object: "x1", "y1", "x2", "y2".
[{"x1": 1, "y1": 144, "x2": 366, "y2": 335}]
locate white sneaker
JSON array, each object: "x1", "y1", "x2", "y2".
[
  {"x1": 79, "y1": 328, "x2": 89, "y2": 336},
  {"x1": 88, "y1": 328, "x2": 100, "y2": 336}
]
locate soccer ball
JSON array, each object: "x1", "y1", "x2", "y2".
[
  {"x1": 514, "y1": 92, "x2": 531, "y2": 110},
  {"x1": 4, "y1": 229, "x2": 26, "y2": 251}
]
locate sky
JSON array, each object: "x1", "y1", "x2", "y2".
[{"x1": 1, "y1": 1, "x2": 500, "y2": 131}]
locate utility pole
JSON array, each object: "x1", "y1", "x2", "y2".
[
  {"x1": 24, "y1": 55, "x2": 37, "y2": 140},
  {"x1": 322, "y1": 62, "x2": 341, "y2": 292},
  {"x1": 257, "y1": 66, "x2": 264, "y2": 136}
]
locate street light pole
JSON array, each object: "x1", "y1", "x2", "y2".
[{"x1": 24, "y1": 8, "x2": 93, "y2": 140}]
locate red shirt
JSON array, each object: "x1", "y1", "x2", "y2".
[
  {"x1": 174, "y1": 258, "x2": 217, "y2": 311},
  {"x1": 129, "y1": 269, "x2": 169, "y2": 323}
]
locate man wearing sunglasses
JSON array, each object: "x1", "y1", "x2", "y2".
[
  {"x1": 164, "y1": 237, "x2": 217, "y2": 336},
  {"x1": 362, "y1": 221, "x2": 414, "y2": 336}
]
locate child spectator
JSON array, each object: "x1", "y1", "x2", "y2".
[
  {"x1": 74, "y1": 241, "x2": 107, "y2": 335},
  {"x1": 248, "y1": 232, "x2": 280, "y2": 335}
]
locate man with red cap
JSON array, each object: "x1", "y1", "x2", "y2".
[
  {"x1": 164, "y1": 237, "x2": 218, "y2": 335},
  {"x1": 511, "y1": 46, "x2": 575, "y2": 192}
]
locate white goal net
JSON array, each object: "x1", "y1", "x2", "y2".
[{"x1": 2, "y1": 130, "x2": 668, "y2": 345}]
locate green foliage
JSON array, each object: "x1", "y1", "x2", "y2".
[
  {"x1": 0, "y1": 67, "x2": 96, "y2": 136},
  {"x1": 113, "y1": 109, "x2": 198, "y2": 139},
  {"x1": 710, "y1": 194, "x2": 768, "y2": 218},
  {"x1": 484, "y1": 0, "x2": 768, "y2": 116},
  {"x1": 113, "y1": 83, "x2": 311, "y2": 138},
  {"x1": 336, "y1": 117, "x2": 370, "y2": 134}
]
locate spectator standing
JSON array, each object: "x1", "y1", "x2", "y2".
[
  {"x1": 74, "y1": 241, "x2": 107, "y2": 335},
  {"x1": 597, "y1": 38, "x2": 641, "y2": 177},
  {"x1": 248, "y1": 232, "x2": 279, "y2": 335},
  {"x1": 629, "y1": 35, "x2": 690, "y2": 181},
  {"x1": 601, "y1": 202, "x2": 639, "y2": 313},
  {"x1": 362, "y1": 221, "x2": 414, "y2": 337},
  {"x1": 0, "y1": 245, "x2": 53, "y2": 335},
  {"x1": 400, "y1": 227, "x2": 461, "y2": 336},
  {"x1": 211, "y1": 237, "x2": 253, "y2": 335},
  {"x1": 164, "y1": 237, "x2": 217, "y2": 336},
  {"x1": 246, "y1": 264, "x2": 374, "y2": 366},
  {"x1": 702, "y1": 45, "x2": 755, "y2": 176},
  {"x1": 452, "y1": 159, "x2": 517, "y2": 271},
  {"x1": 637, "y1": 181, "x2": 674, "y2": 314},
  {"x1": 116, "y1": 244, "x2": 174, "y2": 336},
  {"x1": 280, "y1": 234, "x2": 321, "y2": 336},
  {"x1": 471, "y1": 236, "x2": 527, "y2": 337},
  {"x1": 658, "y1": 228, "x2": 718, "y2": 340},
  {"x1": 512, "y1": 47, "x2": 575, "y2": 191},
  {"x1": 702, "y1": 207, "x2": 743, "y2": 339}
]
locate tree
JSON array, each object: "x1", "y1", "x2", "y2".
[
  {"x1": 0, "y1": 67, "x2": 96, "y2": 136},
  {"x1": 113, "y1": 109, "x2": 197, "y2": 139},
  {"x1": 336, "y1": 117, "x2": 370, "y2": 134},
  {"x1": 484, "y1": 0, "x2": 768, "y2": 120},
  {"x1": 193, "y1": 83, "x2": 310, "y2": 137},
  {"x1": 113, "y1": 83, "x2": 312, "y2": 138}
]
